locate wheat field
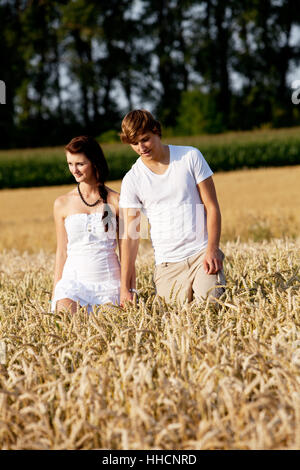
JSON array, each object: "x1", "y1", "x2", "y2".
[
  {"x1": 0, "y1": 239, "x2": 299, "y2": 449},
  {"x1": 0, "y1": 165, "x2": 299, "y2": 253},
  {"x1": 0, "y1": 166, "x2": 299, "y2": 449}
]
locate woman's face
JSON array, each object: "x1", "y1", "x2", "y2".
[{"x1": 66, "y1": 151, "x2": 96, "y2": 183}]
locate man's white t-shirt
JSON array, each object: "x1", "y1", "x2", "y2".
[{"x1": 119, "y1": 145, "x2": 213, "y2": 265}]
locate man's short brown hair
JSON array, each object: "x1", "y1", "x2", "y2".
[{"x1": 120, "y1": 109, "x2": 162, "y2": 144}]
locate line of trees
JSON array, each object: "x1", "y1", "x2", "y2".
[{"x1": 1, "y1": 0, "x2": 300, "y2": 148}]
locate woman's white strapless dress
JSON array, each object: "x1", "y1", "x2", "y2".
[{"x1": 52, "y1": 212, "x2": 120, "y2": 311}]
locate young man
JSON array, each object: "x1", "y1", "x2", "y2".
[{"x1": 119, "y1": 109, "x2": 225, "y2": 305}]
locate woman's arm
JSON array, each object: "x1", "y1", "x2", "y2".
[{"x1": 52, "y1": 197, "x2": 68, "y2": 300}]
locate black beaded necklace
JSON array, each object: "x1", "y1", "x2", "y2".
[{"x1": 77, "y1": 183, "x2": 101, "y2": 207}]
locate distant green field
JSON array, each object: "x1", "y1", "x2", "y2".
[{"x1": 0, "y1": 127, "x2": 300, "y2": 188}]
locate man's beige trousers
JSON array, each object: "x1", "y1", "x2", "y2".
[{"x1": 154, "y1": 249, "x2": 226, "y2": 304}]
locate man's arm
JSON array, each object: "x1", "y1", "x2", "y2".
[
  {"x1": 197, "y1": 176, "x2": 223, "y2": 274},
  {"x1": 119, "y1": 207, "x2": 141, "y2": 305}
]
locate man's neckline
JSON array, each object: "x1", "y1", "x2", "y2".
[{"x1": 140, "y1": 145, "x2": 171, "y2": 176}]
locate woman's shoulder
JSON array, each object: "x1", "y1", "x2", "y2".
[
  {"x1": 106, "y1": 186, "x2": 119, "y2": 203},
  {"x1": 105, "y1": 186, "x2": 120, "y2": 214},
  {"x1": 54, "y1": 188, "x2": 77, "y2": 214}
]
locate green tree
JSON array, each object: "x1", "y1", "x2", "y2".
[
  {"x1": 231, "y1": 0, "x2": 300, "y2": 129},
  {"x1": 176, "y1": 90, "x2": 224, "y2": 134},
  {"x1": 16, "y1": 1, "x2": 67, "y2": 141},
  {"x1": 0, "y1": 1, "x2": 26, "y2": 147},
  {"x1": 60, "y1": 0, "x2": 149, "y2": 133},
  {"x1": 190, "y1": 0, "x2": 237, "y2": 131},
  {"x1": 140, "y1": 0, "x2": 193, "y2": 127}
]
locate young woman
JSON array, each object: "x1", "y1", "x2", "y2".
[{"x1": 51, "y1": 135, "x2": 123, "y2": 313}]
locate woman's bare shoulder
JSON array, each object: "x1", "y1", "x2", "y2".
[
  {"x1": 106, "y1": 186, "x2": 120, "y2": 204},
  {"x1": 54, "y1": 188, "x2": 77, "y2": 214}
]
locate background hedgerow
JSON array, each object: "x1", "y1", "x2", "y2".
[{"x1": 0, "y1": 127, "x2": 300, "y2": 189}]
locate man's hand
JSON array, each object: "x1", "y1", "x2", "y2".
[
  {"x1": 120, "y1": 288, "x2": 133, "y2": 307},
  {"x1": 119, "y1": 208, "x2": 140, "y2": 307},
  {"x1": 203, "y1": 247, "x2": 224, "y2": 275}
]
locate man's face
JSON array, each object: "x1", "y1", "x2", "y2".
[{"x1": 130, "y1": 132, "x2": 161, "y2": 158}]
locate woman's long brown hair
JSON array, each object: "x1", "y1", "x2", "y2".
[{"x1": 65, "y1": 136, "x2": 110, "y2": 232}]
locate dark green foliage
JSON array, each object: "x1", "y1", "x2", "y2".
[
  {"x1": 0, "y1": 148, "x2": 137, "y2": 189},
  {"x1": 0, "y1": 136, "x2": 299, "y2": 189},
  {"x1": 1, "y1": 1, "x2": 300, "y2": 149},
  {"x1": 200, "y1": 139, "x2": 300, "y2": 171},
  {"x1": 176, "y1": 90, "x2": 225, "y2": 135},
  {"x1": 0, "y1": 157, "x2": 73, "y2": 189}
]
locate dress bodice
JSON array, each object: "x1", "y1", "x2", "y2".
[{"x1": 64, "y1": 212, "x2": 117, "y2": 253}]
